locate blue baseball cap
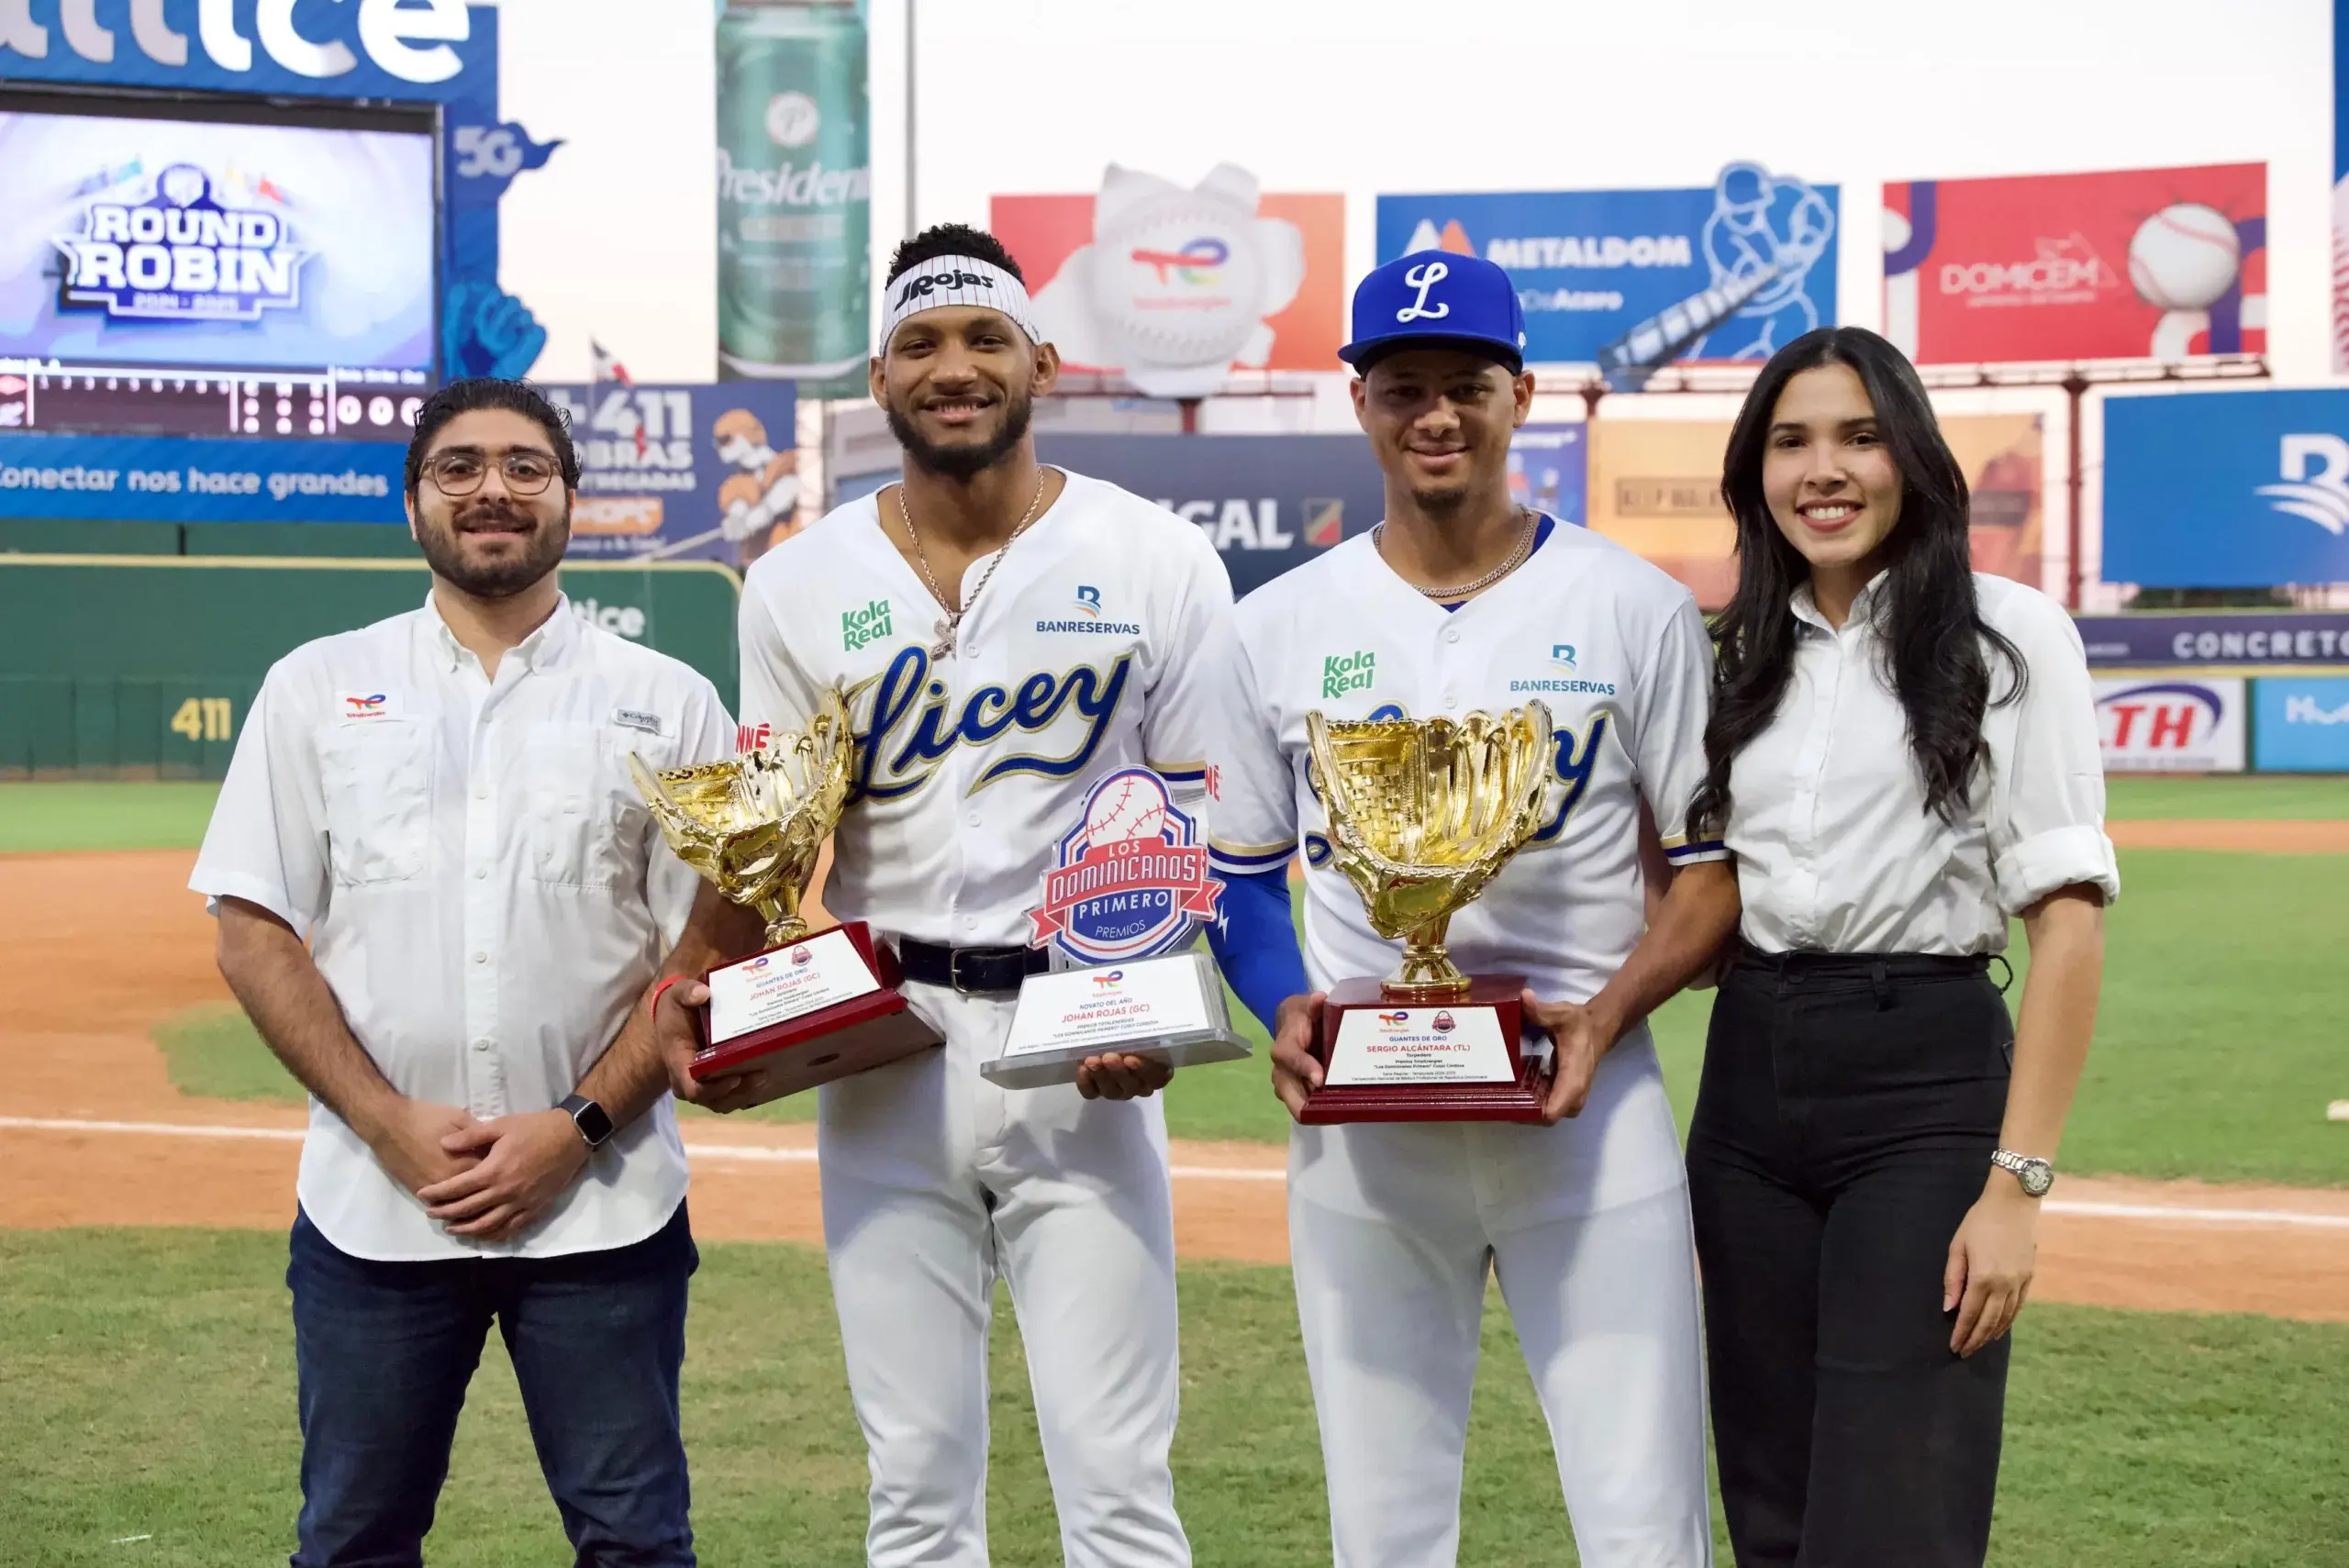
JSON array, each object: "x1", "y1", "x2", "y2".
[{"x1": 1339, "y1": 251, "x2": 1527, "y2": 374}]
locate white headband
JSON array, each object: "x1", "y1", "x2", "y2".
[{"x1": 879, "y1": 255, "x2": 1045, "y2": 351}]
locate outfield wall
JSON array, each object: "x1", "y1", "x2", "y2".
[{"x1": 0, "y1": 556, "x2": 739, "y2": 780}]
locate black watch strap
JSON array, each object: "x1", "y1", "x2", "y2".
[{"x1": 559, "y1": 1093, "x2": 615, "y2": 1150}]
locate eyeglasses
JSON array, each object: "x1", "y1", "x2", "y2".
[{"x1": 421, "y1": 448, "x2": 562, "y2": 496}]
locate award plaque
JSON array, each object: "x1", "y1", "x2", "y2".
[
  {"x1": 982, "y1": 950, "x2": 1249, "y2": 1090},
  {"x1": 631, "y1": 690, "x2": 941, "y2": 1108},
  {"x1": 985, "y1": 765, "x2": 1251, "y2": 1089},
  {"x1": 1299, "y1": 704, "x2": 1558, "y2": 1124}
]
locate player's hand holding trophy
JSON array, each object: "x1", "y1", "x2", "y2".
[
  {"x1": 1299, "y1": 702, "x2": 1558, "y2": 1123},
  {"x1": 631, "y1": 689, "x2": 941, "y2": 1109}
]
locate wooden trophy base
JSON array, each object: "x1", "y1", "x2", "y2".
[
  {"x1": 690, "y1": 921, "x2": 943, "y2": 1108},
  {"x1": 1300, "y1": 973, "x2": 1552, "y2": 1125}
]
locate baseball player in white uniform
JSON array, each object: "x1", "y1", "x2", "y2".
[
  {"x1": 656, "y1": 224, "x2": 1234, "y2": 1566},
  {"x1": 1204, "y1": 254, "x2": 1742, "y2": 1567}
]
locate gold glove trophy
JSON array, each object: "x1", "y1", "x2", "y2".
[
  {"x1": 631, "y1": 690, "x2": 940, "y2": 1108},
  {"x1": 1300, "y1": 703, "x2": 1557, "y2": 1123}
]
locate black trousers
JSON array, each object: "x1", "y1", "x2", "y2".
[{"x1": 1687, "y1": 947, "x2": 2015, "y2": 1568}]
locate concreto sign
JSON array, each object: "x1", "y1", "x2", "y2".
[{"x1": 2073, "y1": 613, "x2": 2349, "y2": 667}]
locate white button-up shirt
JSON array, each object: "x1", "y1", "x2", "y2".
[
  {"x1": 1726, "y1": 573, "x2": 2120, "y2": 956},
  {"x1": 191, "y1": 595, "x2": 733, "y2": 1261}
]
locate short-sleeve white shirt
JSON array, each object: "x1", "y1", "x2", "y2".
[
  {"x1": 190, "y1": 595, "x2": 734, "y2": 1262},
  {"x1": 1725, "y1": 573, "x2": 2121, "y2": 955}
]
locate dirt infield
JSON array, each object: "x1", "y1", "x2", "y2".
[
  {"x1": 3, "y1": 849, "x2": 2344, "y2": 1323},
  {"x1": 2106, "y1": 818, "x2": 2349, "y2": 853}
]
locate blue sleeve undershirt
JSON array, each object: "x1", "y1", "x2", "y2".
[
  {"x1": 1208, "y1": 864, "x2": 1309, "y2": 1035},
  {"x1": 1208, "y1": 524, "x2": 1557, "y2": 1026}
]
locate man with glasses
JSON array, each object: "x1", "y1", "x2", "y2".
[{"x1": 191, "y1": 378, "x2": 743, "y2": 1565}]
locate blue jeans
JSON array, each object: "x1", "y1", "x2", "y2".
[{"x1": 286, "y1": 1204, "x2": 697, "y2": 1567}]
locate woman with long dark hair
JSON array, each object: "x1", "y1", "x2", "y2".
[{"x1": 1686, "y1": 327, "x2": 2116, "y2": 1567}]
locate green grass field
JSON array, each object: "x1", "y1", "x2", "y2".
[
  {"x1": 5, "y1": 1229, "x2": 2343, "y2": 1568},
  {"x1": 149, "y1": 841, "x2": 2349, "y2": 1186},
  {"x1": 7, "y1": 775, "x2": 2348, "y2": 1563}
]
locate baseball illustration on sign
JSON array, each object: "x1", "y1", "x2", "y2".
[
  {"x1": 1378, "y1": 164, "x2": 1838, "y2": 376},
  {"x1": 993, "y1": 167, "x2": 1343, "y2": 396}
]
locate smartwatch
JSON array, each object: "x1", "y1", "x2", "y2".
[{"x1": 559, "y1": 1093, "x2": 615, "y2": 1151}]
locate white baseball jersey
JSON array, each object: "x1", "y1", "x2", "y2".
[
  {"x1": 1210, "y1": 521, "x2": 1727, "y2": 1218},
  {"x1": 737, "y1": 470, "x2": 1236, "y2": 1567},
  {"x1": 738, "y1": 470, "x2": 1235, "y2": 949}
]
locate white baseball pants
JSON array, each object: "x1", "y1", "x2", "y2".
[
  {"x1": 1289, "y1": 1114, "x2": 1713, "y2": 1567},
  {"x1": 817, "y1": 980, "x2": 1191, "y2": 1568}
]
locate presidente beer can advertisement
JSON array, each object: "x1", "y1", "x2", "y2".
[{"x1": 717, "y1": 0, "x2": 871, "y2": 395}]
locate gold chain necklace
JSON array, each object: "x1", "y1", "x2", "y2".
[
  {"x1": 1375, "y1": 506, "x2": 1539, "y2": 600},
  {"x1": 896, "y1": 467, "x2": 1049, "y2": 659}
]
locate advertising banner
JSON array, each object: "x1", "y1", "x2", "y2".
[
  {"x1": 2253, "y1": 676, "x2": 2349, "y2": 771},
  {"x1": 2102, "y1": 390, "x2": 2349, "y2": 588},
  {"x1": 0, "y1": 1, "x2": 558, "y2": 384},
  {"x1": 1884, "y1": 164, "x2": 2266, "y2": 365},
  {"x1": 0, "y1": 106, "x2": 437, "y2": 377},
  {"x1": 2074, "y1": 611, "x2": 2349, "y2": 668},
  {"x1": 0, "y1": 430, "x2": 401, "y2": 521},
  {"x1": 2335, "y1": 0, "x2": 2349, "y2": 373},
  {"x1": 716, "y1": 0, "x2": 870, "y2": 396},
  {"x1": 1508, "y1": 425, "x2": 1587, "y2": 528},
  {"x1": 1376, "y1": 167, "x2": 1840, "y2": 373},
  {"x1": 1034, "y1": 433, "x2": 1377, "y2": 598},
  {"x1": 1585, "y1": 413, "x2": 2043, "y2": 608},
  {"x1": 2093, "y1": 675, "x2": 2247, "y2": 773},
  {"x1": 994, "y1": 171, "x2": 1344, "y2": 395},
  {"x1": 547, "y1": 382, "x2": 797, "y2": 568},
  {"x1": 1030, "y1": 427, "x2": 1586, "y2": 598}
]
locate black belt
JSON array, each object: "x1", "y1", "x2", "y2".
[
  {"x1": 1733, "y1": 940, "x2": 1990, "y2": 980},
  {"x1": 895, "y1": 937, "x2": 1050, "y2": 995}
]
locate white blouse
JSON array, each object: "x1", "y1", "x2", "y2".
[{"x1": 1725, "y1": 573, "x2": 2121, "y2": 956}]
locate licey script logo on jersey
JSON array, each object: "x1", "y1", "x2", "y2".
[
  {"x1": 1028, "y1": 767, "x2": 1223, "y2": 965},
  {"x1": 1322, "y1": 651, "x2": 1375, "y2": 700},
  {"x1": 841, "y1": 598, "x2": 893, "y2": 651}
]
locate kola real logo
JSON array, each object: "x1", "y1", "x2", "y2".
[
  {"x1": 1028, "y1": 767, "x2": 1222, "y2": 964},
  {"x1": 841, "y1": 598, "x2": 892, "y2": 651},
  {"x1": 1322, "y1": 651, "x2": 1375, "y2": 699}
]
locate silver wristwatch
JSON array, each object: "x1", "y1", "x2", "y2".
[{"x1": 1991, "y1": 1149, "x2": 2054, "y2": 1197}]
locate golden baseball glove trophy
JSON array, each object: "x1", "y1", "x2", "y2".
[
  {"x1": 1300, "y1": 702, "x2": 1556, "y2": 1123},
  {"x1": 631, "y1": 689, "x2": 939, "y2": 1107}
]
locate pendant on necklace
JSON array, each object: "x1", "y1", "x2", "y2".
[{"x1": 930, "y1": 618, "x2": 956, "y2": 660}]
